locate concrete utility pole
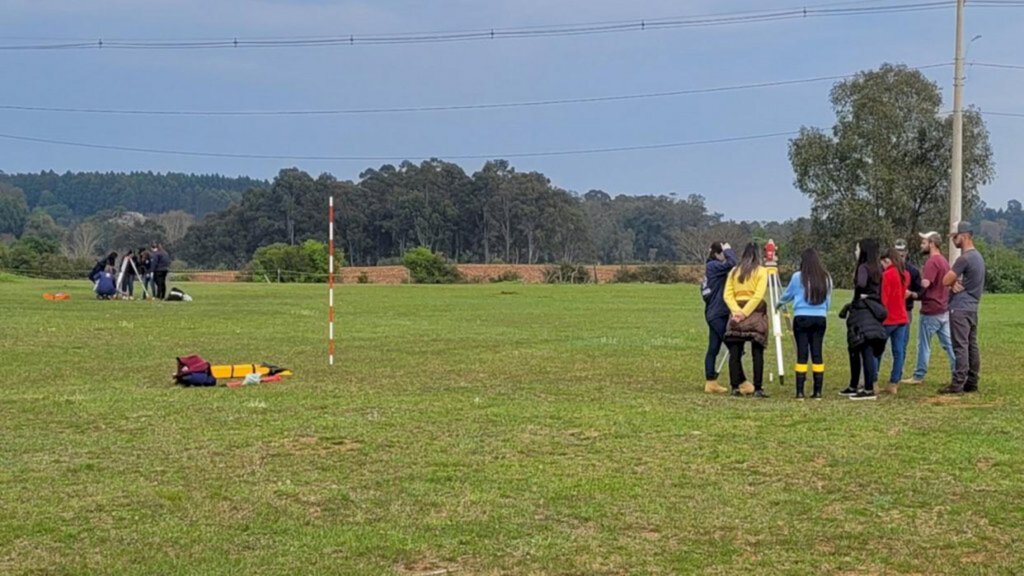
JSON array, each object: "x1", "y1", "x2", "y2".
[{"x1": 949, "y1": 0, "x2": 966, "y2": 260}]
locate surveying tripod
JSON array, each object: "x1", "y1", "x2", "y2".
[
  {"x1": 714, "y1": 239, "x2": 787, "y2": 386},
  {"x1": 764, "y1": 239, "x2": 786, "y2": 387}
]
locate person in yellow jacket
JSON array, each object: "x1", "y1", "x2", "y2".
[{"x1": 723, "y1": 243, "x2": 770, "y2": 398}]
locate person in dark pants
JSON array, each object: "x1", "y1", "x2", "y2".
[
  {"x1": 939, "y1": 221, "x2": 986, "y2": 395},
  {"x1": 702, "y1": 242, "x2": 737, "y2": 394},
  {"x1": 138, "y1": 248, "x2": 153, "y2": 299},
  {"x1": 150, "y1": 243, "x2": 171, "y2": 300},
  {"x1": 840, "y1": 238, "x2": 886, "y2": 401},
  {"x1": 119, "y1": 249, "x2": 137, "y2": 299},
  {"x1": 723, "y1": 243, "x2": 769, "y2": 398},
  {"x1": 895, "y1": 239, "x2": 922, "y2": 354},
  {"x1": 778, "y1": 248, "x2": 832, "y2": 399}
]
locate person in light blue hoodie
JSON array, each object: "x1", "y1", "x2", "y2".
[{"x1": 778, "y1": 248, "x2": 833, "y2": 399}]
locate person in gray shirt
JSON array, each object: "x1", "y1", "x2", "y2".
[{"x1": 938, "y1": 221, "x2": 986, "y2": 394}]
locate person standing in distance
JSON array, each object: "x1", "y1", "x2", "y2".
[
  {"x1": 878, "y1": 248, "x2": 911, "y2": 395},
  {"x1": 702, "y1": 242, "x2": 737, "y2": 394},
  {"x1": 150, "y1": 242, "x2": 172, "y2": 300},
  {"x1": 902, "y1": 232, "x2": 956, "y2": 385},
  {"x1": 938, "y1": 221, "x2": 986, "y2": 395},
  {"x1": 723, "y1": 243, "x2": 770, "y2": 398},
  {"x1": 895, "y1": 239, "x2": 922, "y2": 356},
  {"x1": 777, "y1": 248, "x2": 832, "y2": 399}
]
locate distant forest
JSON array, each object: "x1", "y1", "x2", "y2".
[{"x1": 0, "y1": 164, "x2": 1022, "y2": 275}]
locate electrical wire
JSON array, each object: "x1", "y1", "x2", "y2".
[
  {"x1": 2, "y1": 1, "x2": 1011, "y2": 51},
  {"x1": 0, "y1": 63, "x2": 953, "y2": 117},
  {"x1": 0, "y1": 130, "x2": 798, "y2": 161}
]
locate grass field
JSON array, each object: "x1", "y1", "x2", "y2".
[{"x1": 2, "y1": 276, "x2": 1024, "y2": 575}]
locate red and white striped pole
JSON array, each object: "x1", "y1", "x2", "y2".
[{"x1": 328, "y1": 196, "x2": 335, "y2": 366}]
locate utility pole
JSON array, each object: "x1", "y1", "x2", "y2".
[{"x1": 949, "y1": 0, "x2": 965, "y2": 261}]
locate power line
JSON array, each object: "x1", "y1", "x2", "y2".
[
  {"x1": 0, "y1": 63, "x2": 954, "y2": 117},
  {"x1": 983, "y1": 111, "x2": 1024, "y2": 118},
  {"x1": 0, "y1": 130, "x2": 798, "y2": 161},
  {"x1": 3, "y1": 1, "x2": 1012, "y2": 51},
  {"x1": 971, "y1": 62, "x2": 1024, "y2": 71}
]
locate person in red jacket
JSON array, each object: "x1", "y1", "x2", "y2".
[{"x1": 878, "y1": 247, "x2": 910, "y2": 395}]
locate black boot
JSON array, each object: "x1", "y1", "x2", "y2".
[
  {"x1": 812, "y1": 373, "x2": 824, "y2": 399},
  {"x1": 795, "y1": 373, "x2": 806, "y2": 399}
]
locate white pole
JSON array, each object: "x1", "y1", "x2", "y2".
[
  {"x1": 329, "y1": 196, "x2": 335, "y2": 366},
  {"x1": 949, "y1": 0, "x2": 965, "y2": 261}
]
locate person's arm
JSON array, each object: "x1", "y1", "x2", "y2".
[
  {"x1": 826, "y1": 277, "x2": 833, "y2": 312},
  {"x1": 742, "y1": 268, "x2": 769, "y2": 317},
  {"x1": 706, "y1": 247, "x2": 738, "y2": 279},
  {"x1": 723, "y1": 246, "x2": 737, "y2": 266},
  {"x1": 779, "y1": 273, "x2": 797, "y2": 305},
  {"x1": 723, "y1": 273, "x2": 741, "y2": 315},
  {"x1": 943, "y1": 257, "x2": 963, "y2": 287}
]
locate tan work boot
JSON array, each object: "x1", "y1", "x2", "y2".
[
  {"x1": 705, "y1": 380, "x2": 728, "y2": 394},
  {"x1": 899, "y1": 378, "x2": 923, "y2": 385},
  {"x1": 738, "y1": 381, "x2": 755, "y2": 396},
  {"x1": 883, "y1": 384, "x2": 899, "y2": 396}
]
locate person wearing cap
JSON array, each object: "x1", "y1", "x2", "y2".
[
  {"x1": 938, "y1": 221, "x2": 986, "y2": 395},
  {"x1": 894, "y1": 239, "x2": 923, "y2": 354},
  {"x1": 903, "y1": 231, "x2": 957, "y2": 385}
]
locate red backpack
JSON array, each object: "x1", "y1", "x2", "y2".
[{"x1": 175, "y1": 355, "x2": 216, "y2": 387}]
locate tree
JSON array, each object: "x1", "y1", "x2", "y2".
[
  {"x1": 65, "y1": 222, "x2": 102, "y2": 260},
  {"x1": 154, "y1": 210, "x2": 195, "y2": 245},
  {"x1": 22, "y1": 208, "x2": 64, "y2": 242},
  {"x1": 789, "y1": 63, "x2": 995, "y2": 280},
  {"x1": 0, "y1": 183, "x2": 29, "y2": 237}
]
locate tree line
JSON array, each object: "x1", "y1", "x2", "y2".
[
  {"x1": 0, "y1": 170, "x2": 266, "y2": 223},
  {"x1": 176, "y1": 162, "x2": 806, "y2": 269},
  {"x1": 3, "y1": 64, "x2": 1024, "y2": 291}
]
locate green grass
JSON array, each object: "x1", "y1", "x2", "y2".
[{"x1": 2, "y1": 278, "x2": 1023, "y2": 575}]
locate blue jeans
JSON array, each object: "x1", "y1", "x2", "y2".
[
  {"x1": 913, "y1": 313, "x2": 956, "y2": 380},
  {"x1": 876, "y1": 324, "x2": 908, "y2": 384},
  {"x1": 705, "y1": 315, "x2": 728, "y2": 380}
]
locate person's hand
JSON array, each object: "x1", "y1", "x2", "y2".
[
  {"x1": 732, "y1": 312, "x2": 746, "y2": 323},
  {"x1": 952, "y1": 281, "x2": 965, "y2": 294}
]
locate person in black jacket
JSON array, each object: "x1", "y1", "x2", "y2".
[
  {"x1": 840, "y1": 239, "x2": 887, "y2": 400},
  {"x1": 895, "y1": 239, "x2": 922, "y2": 357},
  {"x1": 138, "y1": 247, "x2": 153, "y2": 299},
  {"x1": 89, "y1": 252, "x2": 117, "y2": 283},
  {"x1": 702, "y1": 242, "x2": 737, "y2": 393},
  {"x1": 150, "y1": 243, "x2": 171, "y2": 300}
]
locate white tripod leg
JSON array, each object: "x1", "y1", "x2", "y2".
[
  {"x1": 115, "y1": 258, "x2": 129, "y2": 298},
  {"x1": 767, "y1": 267, "x2": 786, "y2": 387},
  {"x1": 128, "y1": 258, "x2": 150, "y2": 300}
]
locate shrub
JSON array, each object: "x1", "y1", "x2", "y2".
[
  {"x1": 978, "y1": 241, "x2": 1024, "y2": 293},
  {"x1": 357, "y1": 271, "x2": 370, "y2": 284},
  {"x1": 613, "y1": 264, "x2": 683, "y2": 284},
  {"x1": 249, "y1": 240, "x2": 334, "y2": 283},
  {"x1": 401, "y1": 247, "x2": 462, "y2": 284},
  {"x1": 543, "y1": 262, "x2": 592, "y2": 284},
  {"x1": 490, "y1": 270, "x2": 522, "y2": 283}
]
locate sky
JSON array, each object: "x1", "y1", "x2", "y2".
[{"x1": 1, "y1": 0, "x2": 1022, "y2": 221}]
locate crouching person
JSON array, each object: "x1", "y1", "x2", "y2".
[
  {"x1": 94, "y1": 268, "x2": 117, "y2": 300},
  {"x1": 723, "y1": 243, "x2": 770, "y2": 398}
]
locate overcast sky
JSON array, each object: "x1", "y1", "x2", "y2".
[{"x1": 1, "y1": 0, "x2": 1021, "y2": 221}]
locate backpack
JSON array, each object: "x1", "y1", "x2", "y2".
[
  {"x1": 700, "y1": 276, "x2": 712, "y2": 304},
  {"x1": 175, "y1": 355, "x2": 216, "y2": 387},
  {"x1": 166, "y1": 287, "x2": 192, "y2": 302}
]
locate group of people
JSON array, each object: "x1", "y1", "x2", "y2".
[
  {"x1": 702, "y1": 221, "x2": 986, "y2": 400},
  {"x1": 87, "y1": 243, "x2": 172, "y2": 300}
]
